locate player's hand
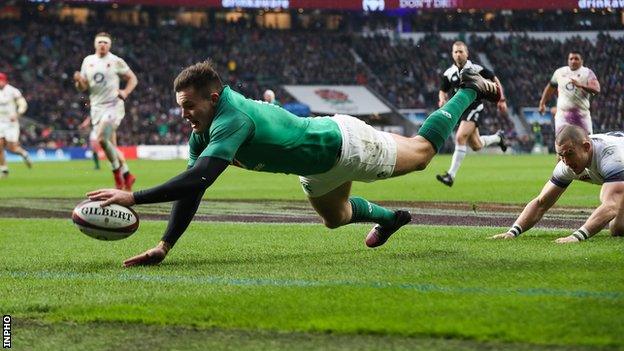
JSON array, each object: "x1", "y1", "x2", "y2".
[
  {"x1": 554, "y1": 235, "x2": 580, "y2": 244},
  {"x1": 73, "y1": 71, "x2": 84, "y2": 83},
  {"x1": 497, "y1": 100, "x2": 508, "y2": 114},
  {"x1": 123, "y1": 241, "x2": 170, "y2": 267},
  {"x1": 9, "y1": 115, "x2": 17, "y2": 123},
  {"x1": 118, "y1": 90, "x2": 129, "y2": 100},
  {"x1": 569, "y1": 78, "x2": 582, "y2": 88},
  {"x1": 490, "y1": 232, "x2": 516, "y2": 240},
  {"x1": 87, "y1": 188, "x2": 135, "y2": 207},
  {"x1": 538, "y1": 103, "x2": 546, "y2": 115}
]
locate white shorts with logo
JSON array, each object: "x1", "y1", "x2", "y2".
[
  {"x1": 555, "y1": 110, "x2": 593, "y2": 135},
  {"x1": 299, "y1": 114, "x2": 397, "y2": 198},
  {"x1": 91, "y1": 100, "x2": 125, "y2": 130},
  {"x1": 0, "y1": 121, "x2": 20, "y2": 143}
]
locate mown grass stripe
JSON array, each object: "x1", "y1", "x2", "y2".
[{"x1": 5, "y1": 270, "x2": 622, "y2": 300}]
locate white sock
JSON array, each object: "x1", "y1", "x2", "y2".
[
  {"x1": 120, "y1": 163, "x2": 129, "y2": 174},
  {"x1": 448, "y1": 144, "x2": 467, "y2": 178},
  {"x1": 0, "y1": 165, "x2": 7, "y2": 172},
  {"x1": 479, "y1": 134, "x2": 501, "y2": 148}
]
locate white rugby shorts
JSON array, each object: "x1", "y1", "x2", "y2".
[
  {"x1": 91, "y1": 100, "x2": 125, "y2": 129},
  {"x1": 299, "y1": 114, "x2": 397, "y2": 198},
  {"x1": 555, "y1": 110, "x2": 593, "y2": 135},
  {"x1": 0, "y1": 122, "x2": 20, "y2": 143}
]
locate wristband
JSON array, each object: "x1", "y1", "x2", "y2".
[
  {"x1": 508, "y1": 224, "x2": 522, "y2": 237},
  {"x1": 571, "y1": 226, "x2": 589, "y2": 241}
]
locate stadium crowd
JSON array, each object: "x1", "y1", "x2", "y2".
[{"x1": 0, "y1": 16, "x2": 622, "y2": 151}]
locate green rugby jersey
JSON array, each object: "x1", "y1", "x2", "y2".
[{"x1": 188, "y1": 86, "x2": 341, "y2": 176}]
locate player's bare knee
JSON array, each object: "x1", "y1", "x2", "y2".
[
  {"x1": 322, "y1": 217, "x2": 344, "y2": 229},
  {"x1": 321, "y1": 211, "x2": 350, "y2": 229},
  {"x1": 414, "y1": 157, "x2": 431, "y2": 171},
  {"x1": 455, "y1": 134, "x2": 469, "y2": 145}
]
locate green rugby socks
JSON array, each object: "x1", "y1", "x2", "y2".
[
  {"x1": 92, "y1": 149, "x2": 100, "y2": 169},
  {"x1": 349, "y1": 196, "x2": 395, "y2": 227},
  {"x1": 417, "y1": 89, "x2": 477, "y2": 151}
]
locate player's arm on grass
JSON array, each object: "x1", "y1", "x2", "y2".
[
  {"x1": 491, "y1": 181, "x2": 566, "y2": 239},
  {"x1": 555, "y1": 181, "x2": 624, "y2": 244},
  {"x1": 88, "y1": 157, "x2": 229, "y2": 266},
  {"x1": 122, "y1": 175, "x2": 206, "y2": 267}
]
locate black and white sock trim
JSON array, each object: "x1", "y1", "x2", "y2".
[
  {"x1": 572, "y1": 227, "x2": 590, "y2": 241},
  {"x1": 508, "y1": 224, "x2": 522, "y2": 237}
]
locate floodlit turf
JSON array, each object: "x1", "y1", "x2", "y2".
[
  {"x1": 1, "y1": 154, "x2": 617, "y2": 350},
  {"x1": 0, "y1": 154, "x2": 600, "y2": 207},
  {"x1": 1, "y1": 219, "x2": 622, "y2": 350}
]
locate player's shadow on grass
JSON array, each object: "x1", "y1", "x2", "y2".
[
  {"x1": 384, "y1": 249, "x2": 464, "y2": 260},
  {"x1": 158, "y1": 250, "x2": 374, "y2": 267}
]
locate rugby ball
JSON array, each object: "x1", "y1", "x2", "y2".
[{"x1": 72, "y1": 200, "x2": 139, "y2": 241}]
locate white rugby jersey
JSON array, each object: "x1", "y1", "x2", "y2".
[
  {"x1": 550, "y1": 66, "x2": 597, "y2": 114},
  {"x1": 550, "y1": 132, "x2": 624, "y2": 187},
  {"x1": 0, "y1": 84, "x2": 23, "y2": 123},
  {"x1": 80, "y1": 52, "x2": 130, "y2": 107}
]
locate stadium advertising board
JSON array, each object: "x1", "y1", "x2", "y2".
[
  {"x1": 522, "y1": 107, "x2": 553, "y2": 125},
  {"x1": 136, "y1": 145, "x2": 189, "y2": 160},
  {"x1": 282, "y1": 85, "x2": 391, "y2": 115},
  {"x1": 57, "y1": 0, "x2": 591, "y2": 9},
  {"x1": 399, "y1": 109, "x2": 428, "y2": 125}
]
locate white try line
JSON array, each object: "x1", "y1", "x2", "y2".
[{"x1": 4, "y1": 270, "x2": 622, "y2": 300}]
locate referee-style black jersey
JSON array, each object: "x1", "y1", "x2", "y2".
[{"x1": 440, "y1": 60, "x2": 495, "y2": 102}]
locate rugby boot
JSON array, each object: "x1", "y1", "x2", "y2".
[
  {"x1": 113, "y1": 169, "x2": 125, "y2": 190},
  {"x1": 460, "y1": 68, "x2": 501, "y2": 102},
  {"x1": 365, "y1": 210, "x2": 412, "y2": 248},
  {"x1": 436, "y1": 172, "x2": 454, "y2": 187},
  {"x1": 123, "y1": 172, "x2": 136, "y2": 191},
  {"x1": 496, "y1": 130, "x2": 508, "y2": 153},
  {"x1": 23, "y1": 154, "x2": 32, "y2": 168}
]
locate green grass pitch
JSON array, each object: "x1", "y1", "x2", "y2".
[{"x1": 0, "y1": 154, "x2": 621, "y2": 350}]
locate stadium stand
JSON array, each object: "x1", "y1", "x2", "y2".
[{"x1": 0, "y1": 7, "x2": 622, "y2": 152}]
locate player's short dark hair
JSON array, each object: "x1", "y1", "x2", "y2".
[
  {"x1": 174, "y1": 60, "x2": 223, "y2": 97},
  {"x1": 556, "y1": 125, "x2": 588, "y2": 146},
  {"x1": 568, "y1": 51, "x2": 583, "y2": 59},
  {"x1": 94, "y1": 32, "x2": 112, "y2": 40},
  {"x1": 452, "y1": 41, "x2": 468, "y2": 51}
]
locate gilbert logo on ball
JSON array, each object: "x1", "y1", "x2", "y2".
[{"x1": 72, "y1": 200, "x2": 139, "y2": 241}]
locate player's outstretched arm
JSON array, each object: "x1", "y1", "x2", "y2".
[
  {"x1": 123, "y1": 190, "x2": 205, "y2": 267},
  {"x1": 88, "y1": 156, "x2": 229, "y2": 207},
  {"x1": 491, "y1": 181, "x2": 565, "y2": 239},
  {"x1": 555, "y1": 181, "x2": 624, "y2": 244}
]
